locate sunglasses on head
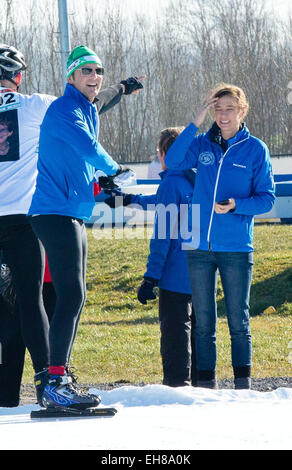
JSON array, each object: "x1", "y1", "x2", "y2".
[{"x1": 80, "y1": 66, "x2": 104, "y2": 76}]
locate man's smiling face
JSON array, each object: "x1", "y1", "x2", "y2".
[{"x1": 68, "y1": 65, "x2": 103, "y2": 102}]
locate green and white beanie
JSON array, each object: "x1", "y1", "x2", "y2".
[{"x1": 66, "y1": 45, "x2": 103, "y2": 79}]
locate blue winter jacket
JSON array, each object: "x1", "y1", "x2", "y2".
[
  {"x1": 165, "y1": 122, "x2": 275, "y2": 252},
  {"x1": 28, "y1": 83, "x2": 119, "y2": 220},
  {"x1": 131, "y1": 169, "x2": 195, "y2": 294}
]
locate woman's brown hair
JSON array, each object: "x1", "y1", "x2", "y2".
[{"x1": 212, "y1": 82, "x2": 249, "y2": 115}]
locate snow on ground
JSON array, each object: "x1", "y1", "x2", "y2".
[{"x1": 0, "y1": 385, "x2": 291, "y2": 451}]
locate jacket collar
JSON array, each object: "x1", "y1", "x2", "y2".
[
  {"x1": 64, "y1": 83, "x2": 96, "y2": 110},
  {"x1": 207, "y1": 122, "x2": 249, "y2": 148}
]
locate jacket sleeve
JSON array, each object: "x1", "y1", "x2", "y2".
[
  {"x1": 164, "y1": 123, "x2": 201, "y2": 170},
  {"x1": 95, "y1": 85, "x2": 123, "y2": 115},
  {"x1": 144, "y1": 182, "x2": 180, "y2": 281},
  {"x1": 233, "y1": 143, "x2": 275, "y2": 215},
  {"x1": 130, "y1": 193, "x2": 157, "y2": 210},
  {"x1": 53, "y1": 107, "x2": 119, "y2": 175}
]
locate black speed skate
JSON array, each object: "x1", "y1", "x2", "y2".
[
  {"x1": 30, "y1": 374, "x2": 117, "y2": 419},
  {"x1": 42, "y1": 373, "x2": 101, "y2": 409}
]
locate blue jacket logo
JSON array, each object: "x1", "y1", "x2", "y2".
[{"x1": 199, "y1": 151, "x2": 215, "y2": 166}]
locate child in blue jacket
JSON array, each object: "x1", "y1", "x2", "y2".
[{"x1": 105, "y1": 127, "x2": 197, "y2": 387}]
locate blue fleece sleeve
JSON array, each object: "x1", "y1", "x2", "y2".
[
  {"x1": 164, "y1": 123, "x2": 201, "y2": 170},
  {"x1": 130, "y1": 193, "x2": 157, "y2": 210},
  {"x1": 93, "y1": 141, "x2": 120, "y2": 175},
  {"x1": 144, "y1": 183, "x2": 180, "y2": 281},
  {"x1": 233, "y1": 143, "x2": 275, "y2": 215},
  {"x1": 52, "y1": 107, "x2": 119, "y2": 175}
]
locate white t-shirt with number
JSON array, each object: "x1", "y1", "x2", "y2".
[{"x1": 0, "y1": 87, "x2": 56, "y2": 215}]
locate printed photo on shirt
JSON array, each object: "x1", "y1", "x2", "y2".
[{"x1": 0, "y1": 110, "x2": 19, "y2": 162}]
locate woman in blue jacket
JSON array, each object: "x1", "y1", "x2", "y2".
[{"x1": 165, "y1": 83, "x2": 275, "y2": 390}]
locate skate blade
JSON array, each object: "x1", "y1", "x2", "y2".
[{"x1": 30, "y1": 406, "x2": 117, "y2": 419}]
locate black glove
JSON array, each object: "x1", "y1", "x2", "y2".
[
  {"x1": 98, "y1": 175, "x2": 118, "y2": 190},
  {"x1": 98, "y1": 165, "x2": 132, "y2": 190},
  {"x1": 137, "y1": 277, "x2": 158, "y2": 305},
  {"x1": 120, "y1": 76, "x2": 143, "y2": 95},
  {"x1": 104, "y1": 189, "x2": 133, "y2": 208}
]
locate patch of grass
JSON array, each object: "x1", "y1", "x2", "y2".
[
  {"x1": 217, "y1": 224, "x2": 292, "y2": 317},
  {"x1": 22, "y1": 224, "x2": 292, "y2": 384}
]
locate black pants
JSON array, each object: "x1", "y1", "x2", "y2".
[
  {"x1": 0, "y1": 216, "x2": 50, "y2": 373},
  {"x1": 0, "y1": 297, "x2": 25, "y2": 407},
  {"x1": 0, "y1": 282, "x2": 56, "y2": 407},
  {"x1": 159, "y1": 288, "x2": 196, "y2": 387},
  {"x1": 30, "y1": 215, "x2": 87, "y2": 367}
]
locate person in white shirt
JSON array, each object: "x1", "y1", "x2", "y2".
[{"x1": 0, "y1": 45, "x2": 55, "y2": 407}]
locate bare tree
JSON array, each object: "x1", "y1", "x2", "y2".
[{"x1": 1, "y1": 0, "x2": 290, "y2": 159}]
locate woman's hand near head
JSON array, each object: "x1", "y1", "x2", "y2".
[{"x1": 193, "y1": 90, "x2": 218, "y2": 128}]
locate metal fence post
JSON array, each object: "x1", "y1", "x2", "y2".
[{"x1": 58, "y1": 0, "x2": 71, "y2": 87}]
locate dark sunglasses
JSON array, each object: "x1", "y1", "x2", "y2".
[{"x1": 80, "y1": 66, "x2": 104, "y2": 76}]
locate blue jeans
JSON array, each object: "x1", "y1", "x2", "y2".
[{"x1": 186, "y1": 250, "x2": 253, "y2": 376}]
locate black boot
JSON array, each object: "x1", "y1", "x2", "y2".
[
  {"x1": 233, "y1": 366, "x2": 251, "y2": 390},
  {"x1": 197, "y1": 370, "x2": 217, "y2": 389},
  {"x1": 234, "y1": 377, "x2": 251, "y2": 390},
  {"x1": 197, "y1": 379, "x2": 217, "y2": 389}
]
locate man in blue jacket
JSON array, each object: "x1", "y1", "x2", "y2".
[{"x1": 29, "y1": 45, "x2": 144, "y2": 410}]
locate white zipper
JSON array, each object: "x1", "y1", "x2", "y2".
[{"x1": 207, "y1": 137, "x2": 249, "y2": 250}]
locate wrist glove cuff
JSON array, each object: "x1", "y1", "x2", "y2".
[
  {"x1": 120, "y1": 77, "x2": 143, "y2": 95},
  {"x1": 143, "y1": 276, "x2": 159, "y2": 286}
]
